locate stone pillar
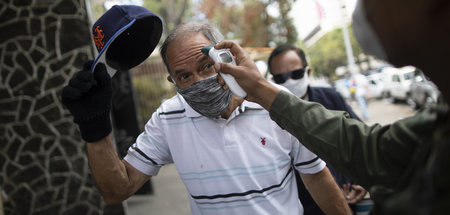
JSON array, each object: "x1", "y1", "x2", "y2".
[{"x1": 0, "y1": 0, "x2": 116, "y2": 214}]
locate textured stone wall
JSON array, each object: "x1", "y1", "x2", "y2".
[{"x1": 0, "y1": 0, "x2": 109, "y2": 214}]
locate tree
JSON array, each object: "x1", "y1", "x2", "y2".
[
  {"x1": 143, "y1": 0, "x2": 191, "y2": 35},
  {"x1": 198, "y1": 0, "x2": 242, "y2": 40},
  {"x1": 268, "y1": 0, "x2": 298, "y2": 46},
  {"x1": 304, "y1": 24, "x2": 363, "y2": 80},
  {"x1": 198, "y1": 0, "x2": 298, "y2": 47},
  {"x1": 240, "y1": 1, "x2": 271, "y2": 46}
]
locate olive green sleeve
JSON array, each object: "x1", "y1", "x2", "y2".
[{"x1": 269, "y1": 91, "x2": 437, "y2": 189}]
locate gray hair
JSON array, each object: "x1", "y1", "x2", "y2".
[{"x1": 160, "y1": 22, "x2": 224, "y2": 74}]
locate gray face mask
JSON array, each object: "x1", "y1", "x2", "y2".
[{"x1": 177, "y1": 74, "x2": 233, "y2": 118}]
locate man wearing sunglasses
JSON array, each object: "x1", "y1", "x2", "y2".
[
  {"x1": 267, "y1": 45, "x2": 367, "y2": 214},
  {"x1": 267, "y1": 45, "x2": 360, "y2": 121}
]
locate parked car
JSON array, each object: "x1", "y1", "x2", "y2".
[
  {"x1": 381, "y1": 66, "x2": 416, "y2": 102},
  {"x1": 366, "y1": 72, "x2": 385, "y2": 99},
  {"x1": 409, "y1": 70, "x2": 440, "y2": 109}
]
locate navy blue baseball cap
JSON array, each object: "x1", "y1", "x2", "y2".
[{"x1": 91, "y1": 5, "x2": 163, "y2": 76}]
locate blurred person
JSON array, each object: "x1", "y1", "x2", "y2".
[
  {"x1": 350, "y1": 73, "x2": 371, "y2": 120},
  {"x1": 345, "y1": 75, "x2": 355, "y2": 103},
  {"x1": 268, "y1": 45, "x2": 367, "y2": 214},
  {"x1": 61, "y1": 22, "x2": 351, "y2": 215},
  {"x1": 213, "y1": 0, "x2": 450, "y2": 214}
]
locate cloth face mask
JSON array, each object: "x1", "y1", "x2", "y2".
[
  {"x1": 177, "y1": 74, "x2": 233, "y2": 118},
  {"x1": 281, "y1": 71, "x2": 309, "y2": 98}
]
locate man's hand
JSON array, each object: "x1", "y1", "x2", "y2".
[
  {"x1": 61, "y1": 61, "x2": 112, "y2": 142},
  {"x1": 342, "y1": 184, "x2": 367, "y2": 204},
  {"x1": 301, "y1": 168, "x2": 352, "y2": 215},
  {"x1": 213, "y1": 41, "x2": 280, "y2": 110}
]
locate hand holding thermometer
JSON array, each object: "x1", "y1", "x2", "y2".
[{"x1": 201, "y1": 45, "x2": 247, "y2": 98}]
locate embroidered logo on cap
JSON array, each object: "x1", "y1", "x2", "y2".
[{"x1": 93, "y1": 26, "x2": 105, "y2": 50}]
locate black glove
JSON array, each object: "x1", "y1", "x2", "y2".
[{"x1": 61, "y1": 61, "x2": 112, "y2": 142}]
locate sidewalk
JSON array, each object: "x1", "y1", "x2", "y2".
[
  {"x1": 351, "y1": 99, "x2": 415, "y2": 125},
  {"x1": 125, "y1": 164, "x2": 190, "y2": 215}
]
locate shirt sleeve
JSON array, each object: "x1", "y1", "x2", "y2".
[
  {"x1": 290, "y1": 135, "x2": 326, "y2": 174},
  {"x1": 124, "y1": 111, "x2": 173, "y2": 176},
  {"x1": 269, "y1": 90, "x2": 438, "y2": 189}
]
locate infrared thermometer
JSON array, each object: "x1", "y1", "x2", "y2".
[{"x1": 201, "y1": 45, "x2": 247, "y2": 98}]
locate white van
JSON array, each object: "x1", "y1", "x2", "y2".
[
  {"x1": 381, "y1": 66, "x2": 416, "y2": 102},
  {"x1": 366, "y1": 72, "x2": 385, "y2": 99}
]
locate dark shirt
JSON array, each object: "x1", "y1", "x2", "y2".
[{"x1": 297, "y1": 86, "x2": 360, "y2": 214}]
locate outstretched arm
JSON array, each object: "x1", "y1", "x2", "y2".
[
  {"x1": 214, "y1": 40, "x2": 436, "y2": 191},
  {"x1": 61, "y1": 62, "x2": 150, "y2": 204}
]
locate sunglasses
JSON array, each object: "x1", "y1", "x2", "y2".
[{"x1": 272, "y1": 67, "x2": 308, "y2": 84}]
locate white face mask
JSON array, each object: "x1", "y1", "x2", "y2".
[
  {"x1": 352, "y1": 0, "x2": 388, "y2": 61},
  {"x1": 281, "y1": 72, "x2": 309, "y2": 98}
]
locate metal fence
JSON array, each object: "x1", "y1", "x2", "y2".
[{"x1": 130, "y1": 59, "x2": 177, "y2": 128}]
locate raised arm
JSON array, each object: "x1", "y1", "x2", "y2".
[{"x1": 61, "y1": 61, "x2": 149, "y2": 204}]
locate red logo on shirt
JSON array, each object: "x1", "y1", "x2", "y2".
[{"x1": 260, "y1": 137, "x2": 266, "y2": 146}]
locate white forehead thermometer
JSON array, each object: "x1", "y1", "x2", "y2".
[{"x1": 201, "y1": 45, "x2": 247, "y2": 98}]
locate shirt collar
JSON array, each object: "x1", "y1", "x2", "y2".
[
  {"x1": 239, "y1": 100, "x2": 264, "y2": 112},
  {"x1": 176, "y1": 94, "x2": 202, "y2": 118}
]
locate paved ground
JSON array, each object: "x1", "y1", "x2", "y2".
[
  {"x1": 352, "y1": 98, "x2": 415, "y2": 126},
  {"x1": 124, "y1": 99, "x2": 416, "y2": 215},
  {"x1": 124, "y1": 164, "x2": 191, "y2": 215}
]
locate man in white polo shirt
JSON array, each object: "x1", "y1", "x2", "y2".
[{"x1": 62, "y1": 22, "x2": 350, "y2": 215}]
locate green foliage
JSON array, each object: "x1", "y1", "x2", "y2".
[
  {"x1": 304, "y1": 24, "x2": 363, "y2": 80},
  {"x1": 132, "y1": 76, "x2": 177, "y2": 123},
  {"x1": 90, "y1": 1, "x2": 106, "y2": 19},
  {"x1": 142, "y1": 0, "x2": 163, "y2": 14},
  {"x1": 143, "y1": 0, "x2": 191, "y2": 35},
  {"x1": 306, "y1": 28, "x2": 346, "y2": 80}
]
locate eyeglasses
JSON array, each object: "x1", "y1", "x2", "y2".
[{"x1": 272, "y1": 67, "x2": 308, "y2": 84}]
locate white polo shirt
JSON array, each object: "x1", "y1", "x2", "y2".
[{"x1": 124, "y1": 93, "x2": 326, "y2": 215}]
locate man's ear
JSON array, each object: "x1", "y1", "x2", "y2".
[
  {"x1": 307, "y1": 67, "x2": 312, "y2": 76},
  {"x1": 167, "y1": 75, "x2": 174, "y2": 84}
]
